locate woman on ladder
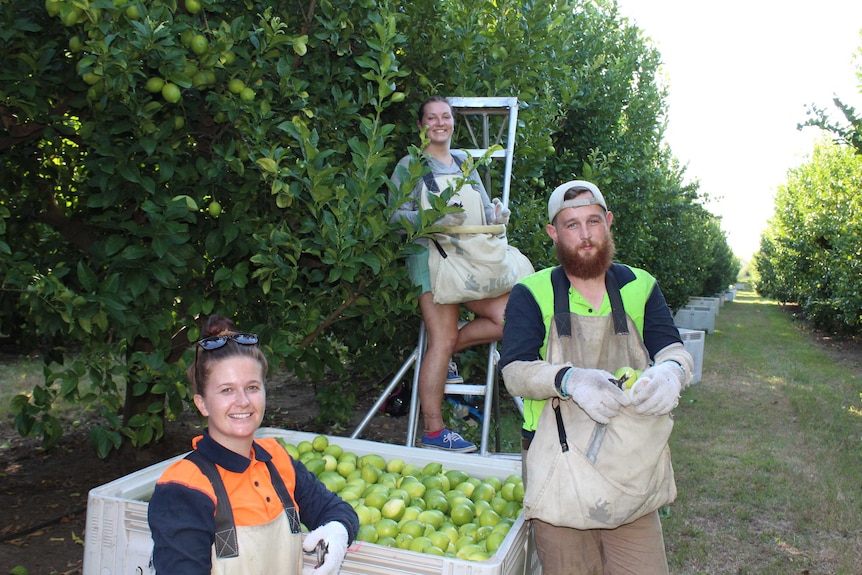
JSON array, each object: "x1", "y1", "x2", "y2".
[{"x1": 389, "y1": 96, "x2": 512, "y2": 453}]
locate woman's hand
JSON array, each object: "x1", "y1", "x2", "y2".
[
  {"x1": 491, "y1": 198, "x2": 511, "y2": 225},
  {"x1": 302, "y1": 521, "x2": 349, "y2": 575}
]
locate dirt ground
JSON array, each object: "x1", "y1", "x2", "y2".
[
  {"x1": 1, "y1": 308, "x2": 859, "y2": 575},
  {"x1": 0, "y1": 368, "x2": 413, "y2": 575}
]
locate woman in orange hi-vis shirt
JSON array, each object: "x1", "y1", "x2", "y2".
[{"x1": 147, "y1": 315, "x2": 358, "y2": 575}]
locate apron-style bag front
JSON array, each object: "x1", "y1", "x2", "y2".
[
  {"x1": 522, "y1": 267, "x2": 677, "y2": 529},
  {"x1": 420, "y1": 161, "x2": 533, "y2": 304}
]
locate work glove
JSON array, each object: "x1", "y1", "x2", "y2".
[
  {"x1": 433, "y1": 210, "x2": 466, "y2": 227},
  {"x1": 491, "y1": 198, "x2": 511, "y2": 225},
  {"x1": 302, "y1": 521, "x2": 349, "y2": 575},
  {"x1": 632, "y1": 362, "x2": 684, "y2": 416},
  {"x1": 562, "y1": 367, "x2": 631, "y2": 424}
]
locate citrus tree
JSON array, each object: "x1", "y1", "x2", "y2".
[
  {"x1": 755, "y1": 139, "x2": 862, "y2": 333},
  {"x1": 2, "y1": 0, "x2": 738, "y2": 456},
  {"x1": 2, "y1": 0, "x2": 422, "y2": 456}
]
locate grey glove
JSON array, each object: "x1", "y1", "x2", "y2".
[
  {"x1": 491, "y1": 198, "x2": 511, "y2": 225},
  {"x1": 434, "y1": 210, "x2": 466, "y2": 227},
  {"x1": 562, "y1": 367, "x2": 631, "y2": 424},
  {"x1": 632, "y1": 362, "x2": 683, "y2": 416},
  {"x1": 302, "y1": 521, "x2": 348, "y2": 575}
]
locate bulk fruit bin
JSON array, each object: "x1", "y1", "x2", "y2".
[
  {"x1": 679, "y1": 328, "x2": 705, "y2": 384},
  {"x1": 83, "y1": 427, "x2": 540, "y2": 575}
]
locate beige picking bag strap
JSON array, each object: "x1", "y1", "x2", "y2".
[{"x1": 522, "y1": 267, "x2": 677, "y2": 529}]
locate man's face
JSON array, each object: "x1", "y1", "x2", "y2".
[{"x1": 546, "y1": 202, "x2": 614, "y2": 280}]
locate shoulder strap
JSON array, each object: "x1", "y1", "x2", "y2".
[
  {"x1": 263, "y1": 451, "x2": 302, "y2": 533},
  {"x1": 421, "y1": 155, "x2": 463, "y2": 193},
  {"x1": 551, "y1": 266, "x2": 629, "y2": 336},
  {"x1": 185, "y1": 450, "x2": 239, "y2": 559},
  {"x1": 185, "y1": 445, "x2": 303, "y2": 559},
  {"x1": 604, "y1": 267, "x2": 630, "y2": 335}
]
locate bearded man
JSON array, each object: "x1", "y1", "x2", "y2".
[{"x1": 499, "y1": 181, "x2": 693, "y2": 575}]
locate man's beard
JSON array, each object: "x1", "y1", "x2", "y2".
[{"x1": 556, "y1": 234, "x2": 615, "y2": 279}]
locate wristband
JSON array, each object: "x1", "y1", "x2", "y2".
[
  {"x1": 556, "y1": 368, "x2": 572, "y2": 398},
  {"x1": 663, "y1": 360, "x2": 685, "y2": 377}
]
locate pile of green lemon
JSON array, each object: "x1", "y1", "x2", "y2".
[{"x1": 277, "y1": 435, "x2": 524, "y2": 562}]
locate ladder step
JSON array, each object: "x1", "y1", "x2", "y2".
[{"x1": 444, "y1": 384, "x2": 487, "y2": 395}]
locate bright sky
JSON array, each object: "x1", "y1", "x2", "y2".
[{"x1": 616, "y1": 0, "x2": 862, "y2": 260}]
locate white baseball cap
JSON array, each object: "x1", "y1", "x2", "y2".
[{"x1": 547, "y1": 180, "x2": 608, "y2": 223}]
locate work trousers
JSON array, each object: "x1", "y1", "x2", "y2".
[{"x1": 522, "y1": 444, "x2": 669, "y2": 575}]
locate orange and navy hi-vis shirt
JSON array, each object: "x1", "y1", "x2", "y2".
[{"x1": 147, "y1": 431, "x2": 359, "y2": 575}]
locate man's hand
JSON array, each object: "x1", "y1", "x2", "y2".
[
  {"x1": 491, "y1": 198, "x2": 511, "y2": 225},
  {"x1": 562, "y1": 367, "x2": 631, "y2": 424},
  {"x1": 632, "y1": 362, "x2": 683, "y2": 416},
  {"x1": 302, "y1": 521, "x2": 348, "y2": 575},
  {"x1": 434, "y1": 210, "x2": 466, "y2": 227}
]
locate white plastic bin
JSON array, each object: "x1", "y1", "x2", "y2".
[
  {"x1": 83, "y1": 428, "x2": 540, "y2": 575},
  {"x1": 674, "y1": 306, "x2": 715, "y2": 334},
  {"x1": 678, "y1": 328, "x2": 705, "y2": 385}
]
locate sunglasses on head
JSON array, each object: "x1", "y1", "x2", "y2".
[{"x1": 197, "y1": 333, "x2": 259, "y2": 350}]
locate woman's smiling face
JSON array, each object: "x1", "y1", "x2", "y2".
[
  {"x1": 418, "y1": 100, "x2": 454, "y2": 145},
  {"x1": 193, "y1": 355, "x2": 265, "y2": 455}
]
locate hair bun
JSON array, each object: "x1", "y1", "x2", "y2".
[{"x1": 201, "y1": 315, "x2": 236, "y2": 339}]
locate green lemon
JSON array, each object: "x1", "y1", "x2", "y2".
[
  {"x1": 185, "y1": 0, "x2": 202, "y2": 14},
  {"x1": 401, "y1": 506, "x2": 422, "y2": 522},
  {"x1": 374, "y1": 518, "x2": 398, "y2": 539},
  {"x1": 363, "y1": 490, "x2": 389, "y2": 510},
  {"x1": 304, "y1": 458, "x2": 325, "y2": 477},
  {"x1": 455, "y1": 481, "x2": 475, "y2": 498},
  {"x1": 485, "y1": 531, "x2": 505, "y2": 553},
  {"x1": 323, "y1": 444, "x2": 343, "y2": 459},
  {"x1": 395, "y1": 532, "x2": 414, "y2": 550},
  {"x1": 399, "y1": 476, "x2": 426, "y2": 499},
  {"x1": 321, "y1": 454, "x2": 337, "y2": 472},
  {"x1": 418, "y1": 509, "x2": 446, "y2": 529},
  {"x1": 227, "y1": 78, "x2": 245, "y2": 94},
  {"x1": 356, "y1": 524, "x2": 377, "y2": 543},
  {"x1": 239, "y1": 87, "x2": 255, "y2": 102},
  {"x1": 399, "y1": 519, "x2": 425, "y2": 538},
  {"x1": 479, "y1": 509, "x2": 501, "y2": 528},
  {"x1": 207, "y1": 200, "x2": 221, "y2": 217},
  {"x1": 161, "y1": 82, "x2": 181, "y2": 104},
  {"x1": 428, "y1": 530, "x2": 450, "y2": 551},
  {"x1": 311, "y1": 434, "x2": 328, "y2": 452},
  {"x1": 360, "y1": 464, "x2": 380, "y2": 484},
  {"x1": 381, "y1": 498, "x2": 405, "y2": 521},
  {"x1": 409, "y1": 535, "x2": 433, "y2": 553},
  {"x1": 354, "y1": 504, "x2": 372, "y2": 526},
  {"x1": 513, "y1": 482, "x2": 525, "y2": 503},
  {"x1": 450, "y1": 502, "x2": 474, "y2": 526},
  {"x1": 190, "y1": 34, "x2": 208, "y2": 56},
  {"x1": 385, "y1": 458, "x2": 405, "y2": 474},
  {"x1": 471, "y1": 482, "x2": 496, "y2": 503}
]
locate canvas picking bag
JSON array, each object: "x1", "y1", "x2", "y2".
[
  {"x1": 428, "y1": 223, "x2": 533, "y2": 304},
  {"x1": 420, "y1": 160, "x2": 533, "y2": 304},
  {"x1": 522, "y1": 267, "x2": 677, "y2": 529}
]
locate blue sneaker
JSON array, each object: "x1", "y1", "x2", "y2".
[
  {"x1": 446, "y1": 360, "x2": 463, "y2": 384},
  {"x1": 420, "y1": 429, "x2": 477, "y2": 453}
]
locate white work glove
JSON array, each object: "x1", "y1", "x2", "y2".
[
  {"x1": 632, "y1": 362, "x2": 684, "y2": 416},
  {"x1": 562, "y1": 367, "x2": 631, "y2": 424},
  {"x1": 302, "y1": 521, "x2": 348, "y2": 575},
  {"x1": 433, "y1": 210, "x2": 466, "y2": 227},
  {"x1": 491, "y1": 198, "x2": 511, "y2": 225}
]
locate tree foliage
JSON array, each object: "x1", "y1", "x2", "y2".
[
  {"x1": 754, "y1": 139, "x2": 862, "y2": 333},
  {"x1": 1, "y1": 0, "x2": 737, "y2": 455}
]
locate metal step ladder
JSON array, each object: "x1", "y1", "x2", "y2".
[{"x1": 351, "y1": 97, "x2": 521, "y2": 456}]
